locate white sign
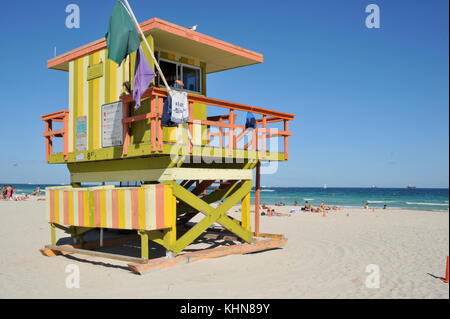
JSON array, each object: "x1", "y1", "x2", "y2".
[{"x1": 101, "y1": 101, "x2": 123, "y2": 148}]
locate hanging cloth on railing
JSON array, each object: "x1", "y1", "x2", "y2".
[
  {"x1": 245, "y1": 111, "x2": 256, "y2": 129},
  {"x1": 161, "y1": 94, "x2": 177, "y2": 127},
  {"x1": 162, "y1": 82, "x2": 189, "y2": 127},
  {"x1": 133, "y1": 47, "x2": 156, "y2": 109},
  {"x1": 170, "y1": 89, "x2": 189, "y2": 124}
]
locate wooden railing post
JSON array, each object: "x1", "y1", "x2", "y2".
[
  {"x1": 150, "y1": 96, "x2": 157, "y2": 152},
  {"x1": 253, "y1": 126, "x2": 259, "y2": 152},
  {"x1": 63, "y1": 113, "x2": 69, "y2": 160},
  {"x1": 228, "y1": 109, "x2": 235, "y2": 156},
  {"x1": 284, "y1": 120, "x2": 289, "y2": 160},
  {"x1": 45, "y1": 120, "x2": 52, "y2": 162},
  {"x1": 261, "y1": 115, "x2": 267, "y2": 159},
  {"x1": 157, "y1": 97, "x2": 164, "y2": 151},
  {"x1": 188, "y1": 101, "x2": 194, "y2": 153}
]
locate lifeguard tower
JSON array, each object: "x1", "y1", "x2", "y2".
[{"x1": 40, "y1": 18, "x2": 295, "y2": 273}]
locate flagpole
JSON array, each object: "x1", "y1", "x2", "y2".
[
  {"x1": 120, "y1": 0, "x2": 171, "y2": 92},
  {"x1": 120, "y1": 0, "x2": 194, "y2": 146}
]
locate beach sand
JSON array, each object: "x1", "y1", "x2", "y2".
[{"x1": 0, "y1": 200, "x2": 448, "y2": 299}]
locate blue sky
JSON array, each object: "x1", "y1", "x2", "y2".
[{"x1": 0, "y1": 0, "x2": 448, "y2": 187}]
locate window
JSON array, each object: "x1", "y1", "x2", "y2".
[
  {"x1": 182, "y1": 65, "x2": 200, "y2": 93},
  {"x1": 157, "y1": 58, "x2": 202, "y2": 94},
  {"x1": 159, "y1": 60, "x2": 177, "y2": 87}
]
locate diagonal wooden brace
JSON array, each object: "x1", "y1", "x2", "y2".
[{"x1": 164, "y1": 180, "x2": 253, "y2": 254}]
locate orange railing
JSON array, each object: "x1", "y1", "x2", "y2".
[
  {"x1": 121, "y1": 87, "x2": 294, "y2": 159},
  {"x1": 41, "y1": 110, "x2": 69, "y2": 162}
]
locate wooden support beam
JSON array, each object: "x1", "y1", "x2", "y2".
[
  {"x1": 70, "y1": 167, "x2": 252, "y2": 183},
  {"x1": 241, "y1": 192, "x2": 251, "y2": 232},
  {"x1": 139, "y1": 231, "x2": 149, "y2": 259},
  {"x1": 50, "y1": 223, "x2": 56, "y2": 246},
  {"x1": 191, "y1": 180, "x2": 215, "y2": 196}
]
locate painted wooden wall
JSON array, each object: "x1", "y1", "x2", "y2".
[{"x1": 66, "y1": 34, "x2": 207, "y2": 159}]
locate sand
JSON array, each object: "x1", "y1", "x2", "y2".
[{"x1": 0, "y1": 199, "x2": 448, "y2": 299}]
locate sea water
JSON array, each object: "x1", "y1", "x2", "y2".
[
  {"x1": 254, "y1": 187, "x2": 449, "y2": 212},
  {"x1": 3, "y1": 184, "x2": 448, "y2": 212}
]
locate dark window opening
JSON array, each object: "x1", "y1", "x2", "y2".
[{"x1": 157, "y1": 58, "x2": 202, "y2": 94}]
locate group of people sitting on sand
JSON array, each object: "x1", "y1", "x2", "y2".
[
  {"x1": 0, "y1": 185, "x2": 29, "y2": 201},
  {"x1": 301, "y1": 200, "x2": 342, "y2": 213},
  {"x1": 259, "y1": 200, "x2": 343, "y2": 216},
  {"x1": 0, "y1": 185, "x2": 43, "y2": 201}
]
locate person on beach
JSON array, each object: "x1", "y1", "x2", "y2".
[
  {"x1": 302, "y1": 201, "x2": 312, "y2": 211},
  {"x1": 364, "y1": 202, "x2": 369, "y2": 209},
  {"x1": 3, "y1": 185, "x2": 14, "y2": 200},
  {"x1": 383, "y1": 204, "x2": 387, "y2": 210},
  {"x1": 265, "y1": 208, "x2": 290, "y2": 217},
  {"x1": 319, "y1": 201, "x2": 331, "y2": 211}
]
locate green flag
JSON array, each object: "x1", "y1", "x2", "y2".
[{"x1": 105, "y1": 1, "x2": 140, "y2": 65}]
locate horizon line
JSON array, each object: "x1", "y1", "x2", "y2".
[{"x1": 1, "y1": 182, "x2": 449, "y2": 190}]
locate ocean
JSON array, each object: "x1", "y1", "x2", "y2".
[
  {"x1": 254, "y1": 187, "x2": 449, "y2": 212},
  {"x1": 2, "y1": 184, "x2": 448, "y2": 212}
]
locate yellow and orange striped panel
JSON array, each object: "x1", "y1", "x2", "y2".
[{"x1": 46, "y1": 185, "x2": 174, "y2": 231}]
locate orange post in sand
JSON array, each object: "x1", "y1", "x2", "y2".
[{"x1": 442, "y1": 256, "x2": 449, "y2": 283}]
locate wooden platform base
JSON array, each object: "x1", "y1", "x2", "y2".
[
  {"x1": 40, "y1": 233, "x2": 287, "y2": 274},
  {"x1": 128, "y1": 236, "x2": 287, "y2": 274}
]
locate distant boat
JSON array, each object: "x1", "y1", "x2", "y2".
[
  {"x1": 323, "y1": 184, "x2": 327, "y2": 189},
  {"x1": 407, "y1": 185, "x2": 416, "y2": 189}
]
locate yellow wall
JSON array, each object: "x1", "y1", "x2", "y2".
[{"x1": 68, "y1": 36, "x2": 154, "y2": 153}]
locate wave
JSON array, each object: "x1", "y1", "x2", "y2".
[
  {"x1": 406, "y1": 202, "x2": 449, "y2": 206},
  {"x1": 367, "y1": 200, "x2": 396, "y2": 204},
  {"x1": 303, "y1": 198, "x2": 315, "y2": 201}
]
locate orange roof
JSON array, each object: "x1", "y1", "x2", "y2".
[{"x1": 48, "y1": 18, "x2": 264, "y2": 73}]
